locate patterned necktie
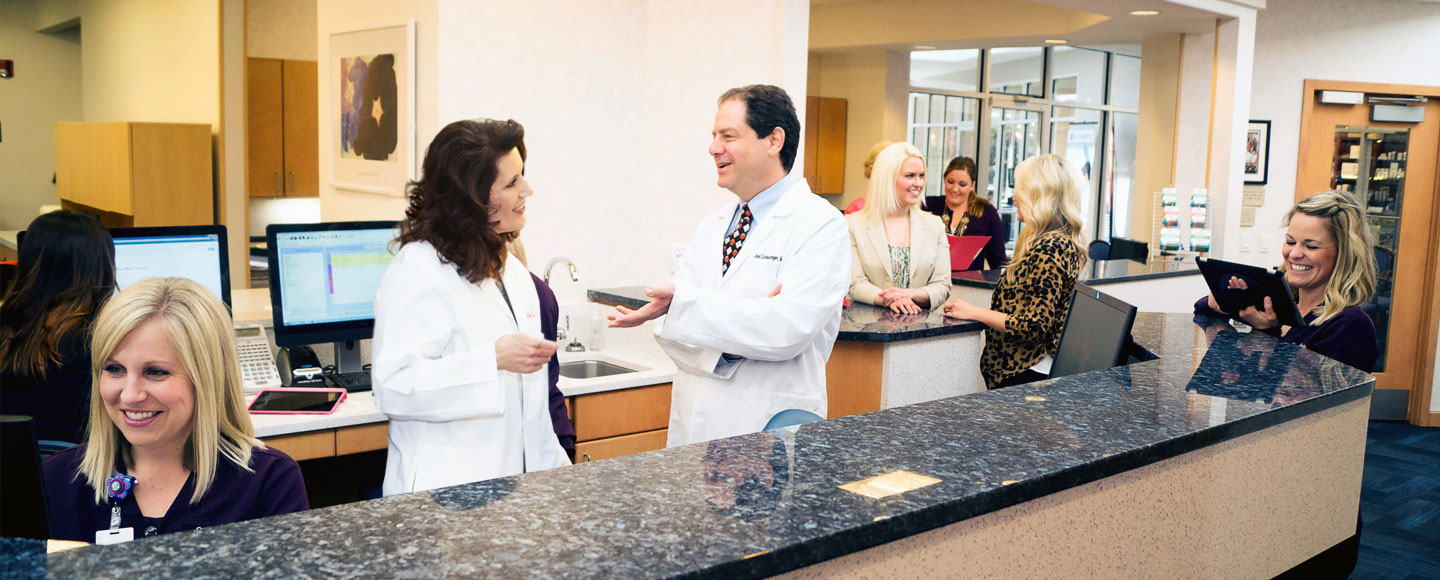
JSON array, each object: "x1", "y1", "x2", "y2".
[{"x1": 722, "y1": 203, "x2": 752, "y2": 276}]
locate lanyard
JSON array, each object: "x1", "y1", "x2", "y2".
[{"x1": 105, "y1": 473, "x2": 137, "y2": 530}]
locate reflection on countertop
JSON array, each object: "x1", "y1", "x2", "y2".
[
  {"x1": 588, "y1": 287, "x2": 986, "y2": 342},
  {"x1": 952, "y1": 258, "x2": 1199, "y2": 289},
  {"x1": 24, "y1": 312, "x2": 1373, "y2": 579}
]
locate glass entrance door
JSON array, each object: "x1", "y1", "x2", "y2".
[
  {"x1": 989, "y1": 107, "x2": 1041, "y2": 249},
  {"x1": 1331, "y1": 126, "x2": 1409, "y2": 372}
]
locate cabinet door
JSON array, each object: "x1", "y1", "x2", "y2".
[
  {"x1": 574, "y1": 429, "x2": 668, "y2": 463},
  {"x1": 246, "y1": 58, "x2": 284, "y2": 198},
  {"x1": 570, "y1": 383, "x2": 672, "y2": 442},
  {"x1": 282, "y1": 60, "x2": 319, "y2": 197},
  {"x1": 816, "y1": 97, "x2": 848, "y2": 194}
]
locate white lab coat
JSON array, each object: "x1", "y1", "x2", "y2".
[
  {"x1": 372, "y1": 242, "x2": 569, "y2": 496},
  {"x1": 656, "y1": 178, "x2": 851, "y2": 447}
]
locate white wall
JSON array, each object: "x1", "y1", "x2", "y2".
[
  {"x1": 79, "y1": 0, "x2": 218, "y2": 125},
  {"x1": 0, "y1": 0, "x2": 83, "y2": 230},
  {"x1": 247, "y1": 0, "x2": 317, "y2": 61},
  {"x1": 426, "y1": 0, "x2": 811, "y2": 304}
]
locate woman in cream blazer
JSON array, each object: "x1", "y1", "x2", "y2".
[{"x1": 847, "y1": 143, "x2": 951, "y2": 314}]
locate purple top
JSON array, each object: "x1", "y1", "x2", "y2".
[
  {"x1": 923, "y1": 197, "x2": 1009, "y2": 270},
  {"x1": 42, "y1": 444, "x2": 309, "y2": 542},
  {"x1": 531, "y1": 274, "x2": 577, "y2": 456},
  {"x1": 1193, "y1": 297, "x2": 1378, "y2": 373}
]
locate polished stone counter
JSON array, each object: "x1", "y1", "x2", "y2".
[
  {"x1": 14, "y1": 312, "x2": 1372, "y2": 579},
  {"x1": 952, "y1": 258, "x2": 1199, "y2": 289},
  {"x1": 589, "y1": 287, "x2": 985, "y2": 342}
]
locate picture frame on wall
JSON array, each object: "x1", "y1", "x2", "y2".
[
  {"x1": 329, "y1": 21, "x2": 416, "y2": 196},
  {"x1": 1244, "y1": 120, "x2": 1271, "y2": 185}
]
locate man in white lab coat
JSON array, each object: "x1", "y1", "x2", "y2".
[{"x1": 609, "y1": 85, "x2": 851, "y2": 447}]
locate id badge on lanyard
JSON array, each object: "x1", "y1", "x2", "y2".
[{"x1": 96, "y1": 473, "x2": 137, "y2": 545}]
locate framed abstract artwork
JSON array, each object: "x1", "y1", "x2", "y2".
[
  {"x1": 1244, "y1": 120, "x2": 1271, "y2": 185},
  {"x1": 329, "y1": 21, "x2": 415, "y2": 196}
]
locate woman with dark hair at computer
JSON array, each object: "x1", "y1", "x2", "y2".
[
  {"x1": 940, "y1": 154, "x2": 1087, "y2": 389},
  {"x1": 371, "y1": 118, "x2": 570, "y2": 496},
  {"x1": 922, "y1": 156, "x2": 1008, "y2": 270},
  {"x1": 1195, "y1": 190, "x2": 1378, "y2": 373},
  {"x1": 0, "y1": 210, "x2": 115, "y2": 445}
]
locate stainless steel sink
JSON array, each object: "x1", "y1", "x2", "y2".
[{"x1": 559, "y1": 360, "x2": 640, "y2": 379}]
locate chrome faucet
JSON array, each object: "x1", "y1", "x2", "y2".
[{"x1": 543, "y1": 257, "x2": 579, "y2": 285}]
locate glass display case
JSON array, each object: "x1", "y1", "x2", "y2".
[{"x1": 1331, "y1": 126, "x2": 1408, "y2": 371}]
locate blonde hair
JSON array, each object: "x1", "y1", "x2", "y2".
[
  {"x1": 862, "y1": 142, "x2": 925, "y2": 225},
  {"x1": 80, "y1": 278, "x2": 263, "y2": 505},
  {"x1": 1010, "y1": 154, "x2": 1086, "y2": 264},
  {"x1": 1282, "y1": 190, "x2": 1376, "y2": 324},
  {"x1": 862, "y1": 141, "x2": 893, "y2": 178}
]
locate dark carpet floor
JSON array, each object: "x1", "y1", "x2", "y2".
[{"x1": 1351, "y1": 420, "x2": 1440, "y2": 580}]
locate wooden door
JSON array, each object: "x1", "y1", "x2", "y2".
[
  {"x1": 803, "y1": 96, "x2": 848, "y2": 195},
  {"x1": 1297, "y1": 79, "x2": 1440, "y2": 425},
  {"x1": 246, "y1": 58, "x2": 284, "y2": 198},
  {"x1": 282, "y1": 60, "x2": 318, "y2": 197}
]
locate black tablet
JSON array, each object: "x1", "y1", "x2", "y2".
[{"x1": 1196, "y1": 257, "x2": 1307, "y2": 328}]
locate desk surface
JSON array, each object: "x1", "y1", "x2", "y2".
[
  {"x1": 249, "y1": 391, "x2": 385, "y2": 438},
  {"x1": 18, "y1": 312, "x2": 1374, "y2": 579},
  {"x1": 952, "y1": 258, "x2": 1200, "y2": 289}
]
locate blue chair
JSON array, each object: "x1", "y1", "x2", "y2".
[
  {"x1": 764, "y1": 409, "x2": 823, "y2": 430},
  {"x1": 1087, "y1": 240, "x2": 1111, "y2": 261},
  {"x1": 38, "y1": 439, "x2": 78, "y2": 460}
]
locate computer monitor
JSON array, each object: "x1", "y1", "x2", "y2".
[
  {"x1": 266, "y1": 221, "x2": 398, "y2": 374},
  {"x1": 1050, "y1": 283, "x2": 1138, "y2": 379},
  {"x1": 0, "y1": 415, "x2": 53, "y2": 539},
  {"x1": 111, "y1": 225, "x2": 231, "y2": 308},
  {"x1": 1109, "y1": 236, "x2": 1149, "y2": 264}
]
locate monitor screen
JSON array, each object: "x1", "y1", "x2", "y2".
[
  {"x1": 1050, "y1": 283, "x2": 1137, "y2": 379},
  {"x1": 110, "y1": 226, "x2": 231, "y2": 307},
  {"x1": 267, "y1": 221, "x2": 398, "y2": 347}
]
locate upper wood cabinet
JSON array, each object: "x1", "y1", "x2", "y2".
[
  {"x1": 54, "y1": 122, "x2": 214, "y2": 227},
  {"x1": 247, "y1": 58, "x2": 317, "y2": 198},
  {"x1": 804, "y1": 96, "x2": 848, "y2": 195}
]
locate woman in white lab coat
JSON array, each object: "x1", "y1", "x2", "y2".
[{"x1": 371, "y1": 119, "x2": 569, "y2": 496}]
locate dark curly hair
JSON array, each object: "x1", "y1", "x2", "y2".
[
  {"x1": 718, "y1": 85, "x2": 800, "y2": 172},
  {"x1": 397, "y1": 119, "x2": 526, "y2": 284}
]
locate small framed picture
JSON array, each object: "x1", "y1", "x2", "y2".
[{"x1": 1243, "y1": 120, "x2": 1271, "y2": 185}]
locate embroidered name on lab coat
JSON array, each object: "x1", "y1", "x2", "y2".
[{"x1": 755, "y1": 254, "x2": 783, "y2": 261}]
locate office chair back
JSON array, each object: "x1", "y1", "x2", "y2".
[
  {"x1": 1051, "y1": 283, "x2": 1138, "y2": 379},
  {"x1": 764, "y1": 409, "x2": 824, "y2": 430},
  {"x1": 1087, "y1": 240, "x2": 1111, "y2": 261},
  {"x1": 1109, "y1": 237, "x2": 1149, "y2": 264},
  {"x1": 1, "y1": 415, "x2": 54, "y2": 539}
]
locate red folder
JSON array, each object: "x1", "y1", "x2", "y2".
[{"x1": 947, "y1": 235, "x2": 989, "y2": 271}]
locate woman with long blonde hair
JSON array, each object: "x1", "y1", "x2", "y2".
[
  {"x1": 43, "y1": 277, "x2": 307, "y2": 542},
  {"x1": 1196, "y1": 190, "x2": 1379, "y2": 372},
  {"x1": 846, "y1": 142, "x2": 951, "y2": 314},
  {"x1": 942, "y1": 154, "x2": 1087, "y2": 388}
]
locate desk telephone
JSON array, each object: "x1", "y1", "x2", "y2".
[{"x1": 234, "y1": 325, "x2": 282, "y2": 394}]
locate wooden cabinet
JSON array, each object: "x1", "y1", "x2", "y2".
[
  {"x1": 54, "y1": 122, "x2": 214, "y2": 227},
  {"x1": 803, "y1": 96, "x2": 848, "y2": 195},
  {"x1": 569, "y1": 382, "x2": 671, "y2": 463},
  {"x1": 247, "y1": 58, "x2": 317, "y2": 198}
]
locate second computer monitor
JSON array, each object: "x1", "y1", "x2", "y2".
[
  {"x1": 1050, "y1": 283, "x2": 1138, "y2": 379},
  {"x1": 266, "y1": 221, "x2": 398, "y2": 349},
  {"x1": 111, "y1": 225, "x2": 231, "y2": 308}
]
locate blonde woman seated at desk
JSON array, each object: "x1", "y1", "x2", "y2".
[{"x1": 846, "y1": 142, "x2": 951, "y2": 314}]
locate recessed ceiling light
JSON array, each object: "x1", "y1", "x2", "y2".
[
  {"x1": 1044, "y1": 39, "x2": 1068, "y2": 45},
  {"x1": 1129, "y1": 10, "x2": 1160, "y2": 16},
  {"x1": 914, "y1": 45, "x2": 937, "y2": 50}
]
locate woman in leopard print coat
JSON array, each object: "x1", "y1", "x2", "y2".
[{"x1": 942, "y1": 154, "x2": 1086, "y2": 389}]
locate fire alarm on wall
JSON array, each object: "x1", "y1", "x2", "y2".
[{"x1": 0, "y1": 60, "x2": 12, "y2": 78}]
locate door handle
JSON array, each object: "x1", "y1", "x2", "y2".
[
  {"x1": 274, "y1": 172, "x2": 282, "y2": 194},
  {"x1": 582, "y1": 453, "x2": 592, "y2": 463},
  {"x1": 287, "y1": 171, "x2": 295, "y2": 194}
]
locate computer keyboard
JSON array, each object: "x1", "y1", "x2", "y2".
[{"x1": 327, "y1": 371, "x2": 372, "y2": 392}]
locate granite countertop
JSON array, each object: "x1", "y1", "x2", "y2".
[
  {"x1": 952, "y1": 259, "x2": 1199, "y2": 289},
  {"x1": 589, "y1": 287, "x2": 986, "y2": 342},
  {"x1": 20, "y1": 312, "x2": 1373, "y2": 579}
]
